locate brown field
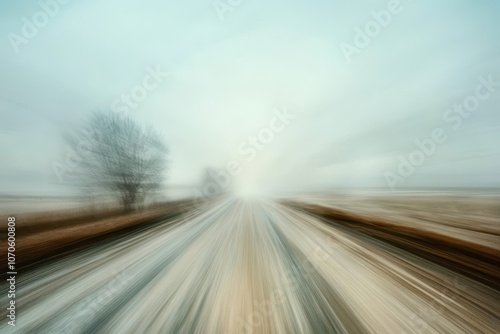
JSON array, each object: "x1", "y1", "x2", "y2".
[{"x1": 286, "y1": 194, "x2": 500, "y2": 290}]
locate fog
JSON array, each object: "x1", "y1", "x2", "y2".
[{"x1": 1, "y1": 0, "x2": 499, "y2": 197}]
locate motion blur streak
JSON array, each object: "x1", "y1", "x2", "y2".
[{"x1": 2, "y1": 198, "x2": 499, "y2": 333}]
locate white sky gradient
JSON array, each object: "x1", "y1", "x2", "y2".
[{"x1": 1, "y1": 0, "x2": 499, "y2": 196}]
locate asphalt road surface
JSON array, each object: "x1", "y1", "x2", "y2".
[{"x1": 2, "y1": 198, "x2": 499, "y2": 333}]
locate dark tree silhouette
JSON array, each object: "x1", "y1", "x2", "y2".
[{"x1": 66, "y1": 112, "x2": 169, "y2": 211}]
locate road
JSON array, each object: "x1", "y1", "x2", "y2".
[{"x1": 2, "y1": 198, "x2": 499, "y2": 333}]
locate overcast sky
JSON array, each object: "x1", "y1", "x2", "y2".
[{"x1": 1, "y1": 0, "x2": 499, "y2": 196}]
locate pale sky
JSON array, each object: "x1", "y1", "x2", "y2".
[{"x1": 1, "y1": 0, "x2": 499, "y2": 196}]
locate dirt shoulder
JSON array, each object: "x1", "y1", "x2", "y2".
[{"x1": 1, "y1": 200, "x2": 197, "y2": 272}]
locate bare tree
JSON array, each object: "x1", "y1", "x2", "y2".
[{"x1": 66, "y1": 112, "x2": 169, "y2": 211}]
